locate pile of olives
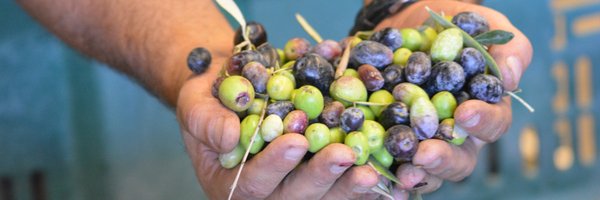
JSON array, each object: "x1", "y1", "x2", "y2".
[{"x1": 211, "y1": 11, "x2": 507, "y2": 172}]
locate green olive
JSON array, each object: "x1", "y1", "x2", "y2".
[
  {"x1": 247, "y1": 98, "x2": 266, "y2": 115},
  {"x1": 240, "y1": 114, "x2": 265, "y2": 154},
  {"x1": 343, "y1": 68, "x2": 360, "y2": 79},
  {"x1": 305, "y1": 123, "x2": 331, "y2": 153},
  {"x1": 260, "y1": 114, "x2": 284, "y2": 142},
  {"x1": 431, "y1": 91, "x2": 457, "y2": 120},
  {"x1": 392, "y1": 48, "x2": 412, "y2": 66},
  {"x1": 344, "y1": 131, "x2": 370, "y2": 165},
  {"x1": 357, "y1": 105, "x2": 375, "y2": 121},
  {"x1": 371, "y1": 147, "x2": 393, "y2": 168},
  {"x1": 430, "y1": 28, "x2": 463, "y2": 62},
  {"x1": 218, "y1": 145, "x2": 245, "y2": 169},
  {"x1": 392, "y1": 82, "x2": 429, "y2": 107},
  {"x1": 267, "y1": 74, "x2": 295, "y2": 100},
  {"x1": 368, "y1": 90, "x2": 394, "y2": 118},
  {"x1": 218, "y1": 75, "x2": 255, "y2": 112},
  {"x1": 419, "y1": 25, "x2": 438, "y2": 51},
  {"x1": 330, "y1": 76, "x2": 368, "y2": 107},
  {"x1": 400, "y1": 28, "x2": 423, "y2": 51},
  {"x1": 293, "y1": 85, "x2": 324, "y2": 120},
  {"x1": 359, "y1": 120, "x2": 386, "y2": 152},
  {"x1": 329, "y1": 127, "x2": 347, "y2": 144}
]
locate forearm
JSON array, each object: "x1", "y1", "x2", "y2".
[{"x1": 17, "y1": 0, "x2": 234, "y2": 108}]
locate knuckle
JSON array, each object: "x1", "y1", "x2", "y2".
[{"x1": 237, "y1": 178, "x2": 271, "y2": 199}]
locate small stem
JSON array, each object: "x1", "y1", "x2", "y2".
[
  {"x1": 335, "y1": 43, "x2": 352, "y2": 79},
  {"x1": 227, "y1": 96, "x2": 269, "y2": 200},
  {"x1": 353, "y1": 101, "x2": 391, "y2": 106},
  {"x1": 507, "y1": 91, "x2": 535, "y2": 113},
  {"x1": 295, "y1": 13, "x2": 323, "y2": 43},
  {"x1": 270, "y1": 67, "x2": 293, "y2": 75},
  {"x1": 371, "y1": 187, "x2": 394, "y2": 200}
]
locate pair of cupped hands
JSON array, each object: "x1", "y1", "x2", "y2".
[{"x1": 176, "y1": 1, "x2": 532, "y2": 199}]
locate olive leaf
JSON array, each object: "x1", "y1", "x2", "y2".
[
  {"x1": 368, "y1": 157, "x2": 401, "y2": 185},
  {"x1": 474, "y1": 30, "x2": 514, "y2": 45},
  {"x1": 424, "y1": 7, "x2": 503, "y2": 81},
  {"x1": 215, "y1": 0, "x2": 250, "y2": 46}
]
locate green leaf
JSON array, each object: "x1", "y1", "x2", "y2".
[
  {"x1": 474, "y1": 30, "x2": 514, "y2": 45},
  {"x1": 355, "y1": 30, "x2": 374, "y2": 40},
  {"x1": 368, "y1": 157, "x2": 401, "y2": 185},
  {"x1": 424, "y1": 7, "x2": 503, "y2": 81}
]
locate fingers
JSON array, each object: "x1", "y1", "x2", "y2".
[
  {"x1": 232, "y1": 133, "x2": 309, "y2": 199},
  {"x1": 269, "y1": 143, "x2": 357, "y2": 200},
  {"x1": 177, "y1": 76, "x2": 240, "y2": 153},
  {"x1": 395, "y1": 164, "x2": 444, "y2": 193},
  {"x1": 320, "y1": 165, "x2": 380, "y2": 200},
  {"x1": 454, "y1": 98, "x2": 512, "y2": 143},
  {"x1": 411, "y1": 138, "x2": 482, "y2": 181}
]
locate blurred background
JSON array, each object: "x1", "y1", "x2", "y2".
[{"x1": 1, "y1": 0, "x2": 599, "y2": 199}]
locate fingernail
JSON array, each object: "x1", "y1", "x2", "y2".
[
  {"x1": 284, "y1": 147, "x2": 305, "y2": 161},
  {"x1": 425, "y1": 158, "x2": 442, "y2": 170},
  {"x1": 330, "y1": 162, "x2": 353, "y2": 174},
  {"x1": 461, "y1": 113, "x2": 480, "y2": 128},
  {"x1": 507, "y1": 56, "x2": 522, "y2": 88}
]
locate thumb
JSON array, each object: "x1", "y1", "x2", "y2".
[{"x1": 177, "y1": 76, "x2": 240, "y2": 153}]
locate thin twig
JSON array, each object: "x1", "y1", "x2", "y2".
[
  {"x1": 335, "y1": 43, "x2": 352, "y2": 79},
  {"x1": 227, "y1": 96, "x2": 270, "y2": 200},
  {"x1": 507, "y1": 91, "x2": 535, "y2": 113},
  {"x1": 371, "y1": 187, "x2": 394, "y2": 200},
  {"x1": 295, "y1": 13, "x2": 323, "y2": 43}
]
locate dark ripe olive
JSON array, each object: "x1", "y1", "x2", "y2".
[
  {"x1": 340, "y1": 107, "x2": 365, "y2": 133},
  {"x1": 452, "y1": 12, "x2": 490, "y2": 36},
  {"x1": 187, "y1": 47, "x2": 212, "y2": 74},
  {"x1": 226, "y1": 50, "x2": 268, "y2": 75},
  {"x1": 384, "y1": 125, "x2": 419, "y2": 162},
  {"x1": 257, "y1": 43, "x2": 280, "y2": 68},
  {"x1": 284, "y1": 37, "x2": 311, "y2": 60},
  {"x1": 405, "y1": 52, "x2": 432, "y2": 85},
  {"x1": 241, "y1": 61, "x2": 269, "y2": 93},
  {"x1": 369, "y1": 27, "x2": 403, "y2": 51},
  {"x1": 349, "y1": 41, "x2": 393, "y2": 70},
  {"x1": 283, "y1": 110, "x2": 309, "y2": 134},
  {"x1": 357, "y1": 64, "x2": 385, "y2": 91},
  {"x1": 378, "y1": 102, "x2": 409, "y2": 129},
  {"x1": 467, "y1": 74, "x2": 504, "y2": 103},
  {"x1": 310, "y1": 40, "x2": 342, "y2": 62},
  {"x1": 382, "y1": 64, "x2": 404, "y2": 92},
  {"x1": 266, "y1": 101, "x2": 295, "y2": 119},
  {"x1": 234, "y1": 21, "x2": 267, "y2": 46},
  {"x1": 293, "y1": 53, "x2": 335, "y2": 93},
  {"x1": 424, "y1": 61, "x2": 466, "y2": 95},
  {"x1": 459, "y1": 47, "x2": 485, "y2": 79},
  {"x1": 319, "y1": 101, "x2": 345, "y2": 128},
  {"x1": 454, "y1": 91, "x2": 471, "y2": 104}
]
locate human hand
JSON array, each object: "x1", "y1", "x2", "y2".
[
  {"x1": 374, "y1": 1, "x2": 533, "y2": 199},
  {"x1": 176, "y1": 54, "x2": 384, "y2": 199}
]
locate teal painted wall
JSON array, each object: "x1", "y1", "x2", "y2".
[{"x1": 2, "y1": 0, "x2": 600, "y2": 199}]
